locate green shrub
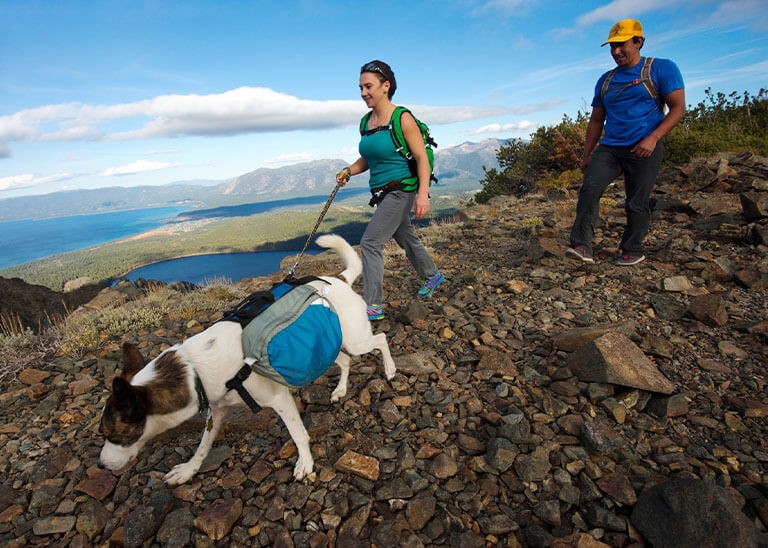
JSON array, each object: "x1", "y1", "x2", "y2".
[
  {"x1": 535, "y1": 169, "x2": 583, "y2": 197},
  {"x1": 476, "y1": 113, "x2": 588, "y2": 203},
  {"x1": 478, "y1": 87, "x2": 768, "y2": 202},
  {"x1": 665, "y1": 88, "x2": 768, "y2": 164}
]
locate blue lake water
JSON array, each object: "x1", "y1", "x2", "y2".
[
  {"x1": 0, "y1": 206, "x2": 190, "y2": 270},
  {"x1": 123, "y1": 250, "x2": 318, "y2": 286},
  {"x1": 0, "y1": 191, "x2": 370, "y2": 284}
]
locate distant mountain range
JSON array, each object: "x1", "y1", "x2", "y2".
[{"x1": 0, "y1": 139, "x2": 503, "y2": 222}]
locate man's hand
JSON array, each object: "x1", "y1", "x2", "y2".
[{"x1": 632, "y1": 134, "x2": 659, "y2": 158}]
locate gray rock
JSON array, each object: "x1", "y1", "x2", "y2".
[{"x1": 631, "y1": 476, "x2": 768, "y2": 547}]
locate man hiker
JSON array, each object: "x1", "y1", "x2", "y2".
[{"x1": 566, "y1": 18, "x2": 685, "y2": 266}]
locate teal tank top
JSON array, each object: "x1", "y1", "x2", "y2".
[{"x1": 359, "y1": 124, "x2": 411, "y2": 190}]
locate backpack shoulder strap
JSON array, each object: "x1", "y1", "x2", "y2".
[
  {"x1": 390, "y1": 106, "x2": 412, "y2": 158},
  {"x1": 599, "y1": 68, "x2": 617, "y2": 105},
  {"x1": 359, "y1": 111, "x2": 373, "y2": 135},
  {"x1": 640, "y1": 57, "x2": 659, "y2": 103}
]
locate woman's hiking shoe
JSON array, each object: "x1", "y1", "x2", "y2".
[
  {"x1": 565, "y1": 246, "x2": 594, "y2": 264},
  {"x1": 614, "y1": 253, "x2": 646, "y2": 266},
  {"x1": 367, "y1": 304, "x2": 385, "y2": 321},
  {"x1": 418, "y1": 272, "x2": 445, "y2": 298}
]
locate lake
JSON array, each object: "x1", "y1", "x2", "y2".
[
  {"x1": 122, "y1": 250, "x2": 318, "y2": 286},
  {"x1": 0, "y1": 206, "x2": 190, "y2": 270},
  {"x1": 0, "y1": 192, "x2": 369, "y2": 284}
]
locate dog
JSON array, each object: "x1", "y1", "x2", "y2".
[{"x1": 97, "y1": 234, "x2": 396, "y2": 484}]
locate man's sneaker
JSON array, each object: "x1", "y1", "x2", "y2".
[
  {"x1": 367, "y1": 304, "x2": 385, "y2": 321},
  {"x1": 565, "y1": 246, "x2": 595, "y2": 264},
  {"x1": 418, "y1": 272, "x2": 444, "y2": 298},
  {"x1": 614, "y1": 253, "x2": 646, "y2": 266}
]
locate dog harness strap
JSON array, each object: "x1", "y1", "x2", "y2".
[
  {"x1": 225, "y1": 364, "x2": 262, "y2": 413},
  {"x1": 194, "y1": 373, "x2": 210, "y2": 416}
]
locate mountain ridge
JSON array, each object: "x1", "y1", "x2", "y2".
[{"x1": 0, "y1": 139, "x2": 503, "y2": 222}]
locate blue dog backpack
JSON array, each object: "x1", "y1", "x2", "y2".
[{"x1": 238, "y1": 282, "x2": 342, "y2": 388}]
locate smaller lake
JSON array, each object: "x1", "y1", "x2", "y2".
[{"x1": 123, "y1": 250, "x2": 319, "y2": 286}]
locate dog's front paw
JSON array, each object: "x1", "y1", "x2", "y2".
[
  {"x1": 164, "y1": 462, "x2": 199, "y2": 485},
  {"x1": 293, "y1": 455, "x2": 314, "y2": 481}
]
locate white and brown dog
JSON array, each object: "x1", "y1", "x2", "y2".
[{"x1": 97, "y1": 234, "x2": 395, "y2": 484}]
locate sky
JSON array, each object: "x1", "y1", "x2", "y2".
[{"x1": 1, "y1": 0, "x2": 766, "y2": 199}]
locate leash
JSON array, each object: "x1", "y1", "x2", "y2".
[{"x1": 287, "y1": 180, "x2": 343, "y2": 278}]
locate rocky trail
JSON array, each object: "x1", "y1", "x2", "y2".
[{"x1": 0, "y1": 153, "x2": 767, "y2": 547}]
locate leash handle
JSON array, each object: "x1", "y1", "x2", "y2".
[{"x1": 288, "y1": 180, "x2": 343, "y2": 277}]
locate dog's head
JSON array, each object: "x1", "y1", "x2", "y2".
[{"x1": 97, "y1": 342, "x2": 152, "y2": 470}]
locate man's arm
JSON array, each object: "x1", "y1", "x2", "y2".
[
  {"x1": 632, "y1": 88, "x2": 686, "y2": 158},
  {"x1": 581, "y1": 107, "x2": 606, "y2": 172}
]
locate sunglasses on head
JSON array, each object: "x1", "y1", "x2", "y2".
[{"x1": 362, "y1": 62, "x2": 387, "y2": 78}]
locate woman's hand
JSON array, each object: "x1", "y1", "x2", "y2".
[
  {"x1": 414, "y1": 192, "x2": 430, "y2": 220},
  {"x1": 336, "y1": 167, "x2": 351, "y2": 186}
]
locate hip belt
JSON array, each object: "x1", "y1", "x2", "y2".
[{"x1": 369, "y1": 180, "x2": 405, "y2": 207}]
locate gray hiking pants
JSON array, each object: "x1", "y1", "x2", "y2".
[{"x1": 361, "y1": 190, "x2": 438, "y2": 305}]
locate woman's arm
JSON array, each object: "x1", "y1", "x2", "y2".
[
  {"x1": 336, "y1": 157, "x2": 369, "y2": 185},
  {"x1": 400, "y1": 112, "x2": 431, "y2": 219}
]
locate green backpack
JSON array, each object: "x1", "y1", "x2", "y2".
[{"x1": 359, "y1": 106, "x2": 438, "y2": 191}]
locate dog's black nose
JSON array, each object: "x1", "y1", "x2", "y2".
[{"x1": 96, "y1": 460, "x2": 104, "y2": 469}]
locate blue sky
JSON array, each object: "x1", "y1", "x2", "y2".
[{"x1": 1, "y1": 0, "x2": 766, "y2": 199}]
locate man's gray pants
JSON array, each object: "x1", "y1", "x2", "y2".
[{"x1": 361, "y1": 190, "x2": 438, "y2": 305}]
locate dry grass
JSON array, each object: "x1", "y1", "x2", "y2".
[
  {"x1": 0, "y1": 322, "x2": 59, "y2": 389},
  {"x1": 0, "y1": 281, "x2": 250, "y2": 391}
]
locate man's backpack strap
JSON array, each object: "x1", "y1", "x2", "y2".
[
  {"x1": 599, "y1": 68, "x2": 617, "y2": 106},
  {"x1": 639, "y1": 57, "x2": 662, "y2": 108},
  {"x1": 599, "y1": 57, "x2": 660, "y2": 108}
]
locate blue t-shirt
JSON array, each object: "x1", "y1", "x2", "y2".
[
  {"x1": 359, "y1": 119, "x2": 412, "y2": 190},
  {"x1": 592, "y1": 57, "x2": 684, "y2": 146}
]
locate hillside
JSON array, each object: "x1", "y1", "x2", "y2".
[
  {"x1": 0, "y1": 153, "x2": 766, "y2": 546},
  {"x1": 0, "y1": 140, "x2": 502, "y2": 222}
]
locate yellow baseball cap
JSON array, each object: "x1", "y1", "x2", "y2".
[{"x1": 601, "y1": 19, "x2": 644, "y2": 46}]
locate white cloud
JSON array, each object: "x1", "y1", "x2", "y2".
[
  {"x1": 99, "y1": 159, "x2": 179, "y2": 177},
  {"x1": 262, "y1": 152, "x2": 316, "y2": 166},
  {"x1": 471, "y1": 120, "x2": 538, "y2": 135},
  {"x1": 510, "y1": 99, "x2": 568, "y2": 115},
  {"x1": 576, "y1": 0, "x2": 684, "y2": 28},
  {"x1": 0, "y1": 87, "x2": 505, "y2": 154},
  {"x1": 706, "y1": 0, "x2": 768, "y2": 31},
  {"x1": 0, "y1": 172, "x2": 76, "y2": 192},
  {"x1": 472, "y1": 0, "x2": 527, "y2": 16}
]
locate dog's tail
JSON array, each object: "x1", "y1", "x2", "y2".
[{"x1": 315, "y1": 233, "x2": 361, "y2": 286}]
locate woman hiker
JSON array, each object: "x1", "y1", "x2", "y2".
[{"x1": 336, "y1": 60, "x2": 444, "y2": 320}]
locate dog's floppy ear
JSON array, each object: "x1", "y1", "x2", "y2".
[
  {"x1": 111, "y1": 376, "x2": 147, "y2": 423},
  {"x1": 121, "y1": 342, "x2": 146, "y2": 381}
]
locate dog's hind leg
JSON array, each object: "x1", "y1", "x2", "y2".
[
  {"x1": 343, "y1": 332, "x2": 396, "y2": 381},
  {"x1": 163, "y1": 405, "x2": 227, "y2": 485},
  {"x1": 330, "y1": 351, "x2": 351, "y2": 403},
  {"x1": 372, "y1": 332, "x2": 396, "y2": 380},
  {"x1": 270, "y1": 390, "x2": 314, "y2": 480}
]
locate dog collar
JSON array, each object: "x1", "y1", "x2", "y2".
[{"x1": 194, "y1": 372, "x2": 210, "y2": 416}]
